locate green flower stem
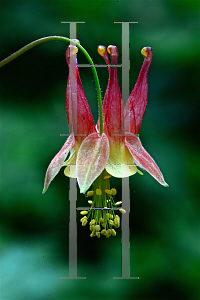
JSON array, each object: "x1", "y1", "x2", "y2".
[{"x1": 0, "y1": 36, "x2": 103, "y2": 137}]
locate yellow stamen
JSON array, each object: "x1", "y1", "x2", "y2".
[
  {"x1": 87, "y1": 191, "x2": 94, "y2": 197},
  {"x1": 119, "y1": 208, "x2": 126, "y2": 214},
  {"x1": 115, "y1": 201, "x2": 122, "y2": 206},
  {"x1": 115, "y1": 215, "x2": 120, "y2": 220},
  {"x1": 90, "y1": 225, "x2": 95, "y2": 231},
  {"x1": 104, "y1": 175, "x2": 112, "y2": 179},
  {"x1": 90, "y1": 231, "x2": 96, "y2": 237},
  {"x1": 106, "y1": 229, "x2": 111, "y2": 238},
  {"x1": 90, "y1": 219, "x2": 96, "y2": 226},
  {"x1": 111, "y1": 229, "x2": 116, "y2": 236},
  {"x1": 109, "y1": 220, "x2": 114, "y2": 226},
  {"x1": 88, "y1": 200, "x2": 93, "y2": 204},
  {"x1": 109, "y1": 214, "x2": 114, "y2": 219},
  {"x1": 80, "y1": 211, "x2": 88, "y2": 215},
  {"x1": 111, "y1": 188, "x2": 117, "y2": 196},
  {"x1": 105, "y1": 189, "x2": 112, "y2": 195},
  {"x1": 98, "y1": 45, "x2": 106, "y2": 55},
  {"x1": 101, "y1": 229, "x2": 106, "y2": 235},
  {"x1": 96, "y1": 188, "x2": 102, "y2": 196},
  {"x1": 82, "y1": 219, "x2": 87, "y2": 226},
  {"x1": 96, "y1": 232, "x2": 101, "y2": 238},
  {"x1": 100, "y1": 218, "x2": 104, "y2": 223},
  {"x1": 95, "y1": 225, "x2": 100, "y2": 231},
  {"x1": 80, "y1": 216, "x2": 87, "y2": 222},
  {"x1": 141, "y1": 47, "x2": 148, "y2": 57},
  {"x1": 114, "y1": 218, "x2": 120, "y2": 228}
]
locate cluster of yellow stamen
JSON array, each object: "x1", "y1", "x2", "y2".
[
  {"x1": 80, "y1": 208, "x2": 123, "y2": 238},
  {"x1": 80, "y1": 170, "x2": 126, "y2": 238}
]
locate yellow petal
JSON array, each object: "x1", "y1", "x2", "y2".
[
  {"x1": 63, "y1": 147, "x2": 76, "y2": 166},
  {"x1": 105, "y1": 139, "x2": 138, "y2": 177},
  {"x1": 64, "y1": 151, "x2": 77, "y2": 178}
]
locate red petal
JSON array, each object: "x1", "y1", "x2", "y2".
[
  {"x1": 77, "y1": 132, "x2": 110, "y2": 193},
  {"x1": 66, "y1": 46, "x2": 96, "y2": 140},
  {"x1": 43, "y1": 133, "x2": 75, "y2": 193},
  {"x1": 101, "y1": 45, "x2": 124, "y2": 142},
  {"x1": 124, "y1": 47, "x2": 152, "y2": 134},
  {"x1": 125, "y1": 134, "x2": 168, "y2": 186}
]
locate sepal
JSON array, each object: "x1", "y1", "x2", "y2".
[
  {"x1": 77, "y1": 132, "x2": 110, "y2": 193},
  {"x1": 42, "y1": 133, "x2": 75, "y2": 193},
  {"x1": 125, "y1": 133, "x2": 168, "y2": 187}
]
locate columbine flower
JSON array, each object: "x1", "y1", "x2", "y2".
[
  {"x1": 42, "y1": 44, "x2": 109, "y2": 195},
  {"x1": 43, "y1": 43, "x2": 168, "y2": 238},
  {"x1": 97, "y1": 45, "x2": 168, "y2": 187}
]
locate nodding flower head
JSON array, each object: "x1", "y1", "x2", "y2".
[{"x1": 43, "y1": 43, "x2": 168, "y2": 238}]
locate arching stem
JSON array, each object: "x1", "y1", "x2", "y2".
[{"x1": 0, "y1": 36, "x2": 103, "y2": 137}]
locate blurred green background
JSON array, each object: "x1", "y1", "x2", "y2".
[{"x1": 0, "y1": 0, "x2": 200, "y2": 299}]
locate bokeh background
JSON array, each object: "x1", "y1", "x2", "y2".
[{"x1": 1, "y1": 0, "x2": 200, "y2": 299}]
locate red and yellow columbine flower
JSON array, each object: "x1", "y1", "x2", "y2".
[
  {"x1": 42, "y1": 44, "x2": 109, "y2": 196},
  {"x1": 43, "y1": 43, "x2": 168, "y2": 238},
  {"x1": 97, "y1": 45, "x2": 168, "y2": 187}
]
